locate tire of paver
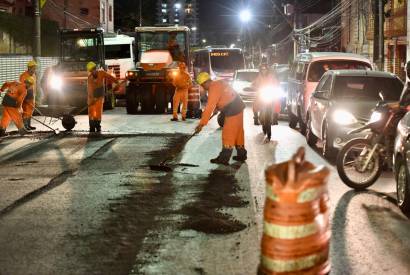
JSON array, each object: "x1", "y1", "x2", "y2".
[{"x1": 126, "y1": 85, "x2": 139, "y2": 114}]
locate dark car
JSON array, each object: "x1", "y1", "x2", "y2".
[
  {"x1": 394, "y1": 111, "x2": 410, "y2": 214},
  {"x1": 306, "y1": 70, "x2": 403, "y2": 159}
]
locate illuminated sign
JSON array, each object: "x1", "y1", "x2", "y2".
[{"x1": 210, "y1": 52, "x2": 230, "y2": 57}]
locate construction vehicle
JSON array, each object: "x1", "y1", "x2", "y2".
[
  {"x1": 125, "y1": 26, "x2": 200, "y2": 115},
  {"x1": 43, "y1": 28, "x2": 116, "y2": 110}
]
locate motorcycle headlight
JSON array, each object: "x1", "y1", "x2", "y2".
[
  {"x1": 49, "y1": 74, "x2": 63, "y2": 90},
  {"x1": 260, "y1": 86, "x2": 285, "y2": 103},
  {"x1": 332, "y1": 109, "x2": 358, "y2": 126},
  {"x1": 369, "y1": 111, "x2": 382, "y2": 123}
]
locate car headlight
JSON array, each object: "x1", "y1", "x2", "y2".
[
  {"x1": 332, "y1": 109, "x2": 358, "y2": 125},
  {"x1": 369, "y1": 111, "x2": 382, "y2": 123},
  {"x1": 49, "y1": 74, "x2": 63, "y2": 90}
]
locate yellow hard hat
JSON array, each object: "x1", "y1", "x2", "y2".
[
  {"x1": 197, "y1": 72, "x2": 211, "y2": 85},
  {"x1": 28, "y1": 60, "x2": 37, "y2": 67},
  {"x1": 87, "y1": 62, "x2": 97, "y2": 72},
  {"x1": 24, "y1": 76, "x2": 35, "y2": 85}
]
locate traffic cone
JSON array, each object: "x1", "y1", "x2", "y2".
[{"x1": 259, "y1": 147, "x2": 330, "y2": 275}]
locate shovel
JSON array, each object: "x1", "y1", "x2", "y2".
[{"x1": 149, "y1": 112, "x2": 218, "y2": 172}]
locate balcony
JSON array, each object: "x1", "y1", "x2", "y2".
[{"x1": 385, "y1": 4, "x2": 407, "y2": 37}]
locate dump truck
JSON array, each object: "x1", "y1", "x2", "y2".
[
  {"x1": 42, "y1": 28, "x2": 116, "y2": 110},
  {"x1": 125, "y1": 26, "x2": 200, "y2": 115}
]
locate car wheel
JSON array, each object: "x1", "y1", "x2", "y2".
[
  {"x1": 322, "y1": 124, "x2": 336, "y2": 160},
  {"x1": 155, "y1": 92, "x2": 166, "y2": 114},
  {"x1": 297, "y1": 108, "x2": 306, "y2": 135},
  {"x1": 396, "y1": 158, "x2": 410, "y2": 214},
  {"x1": 288, "y1": 106, "x2": 298, "y2": 129},
  {"x1": 306, "y1": 114, "x2": 318, "y2": 147}
]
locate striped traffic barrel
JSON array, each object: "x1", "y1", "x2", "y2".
[
  {"x1": 260, "y1": 147, "x2": 330, "y2": 275},
  {"x1": 187, "y1": 85, "x2": 201, "y2": 118}
]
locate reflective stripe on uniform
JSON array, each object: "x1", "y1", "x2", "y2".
[
  {"x1": 263, "y1": 220, "x2": 319, "y2": 239},
  {"x1": 266, "y1": 184, "x2": 279, "y2": 202},
  {"x1": 297, "y1": 187, "x2": 322, "y2": 203},
  {"x1": 261, "y1": 252, "x2": 327, "y2": 273}
]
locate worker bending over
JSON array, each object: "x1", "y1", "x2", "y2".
[
  {"x1": 252, "y1": 63, "x2": 280, "y2": 125},
  {"x1": 171, "y1": 62, "x2": 192, "y2": 121},
  {"x1": 0, "y1": 77, "x2": 34, "y2": 137},
  {"x1": 195, "y1": 72, "x2": 247, "y2": 165},
  {"x1": 19, "y1": 60, "x2": 37, "y2": 130},
  {"x1": 86, "y1": 62, "x2": 118, "y2": 132}
]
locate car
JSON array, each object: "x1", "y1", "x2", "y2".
[
  {"x1": 287, "y1": 52, "x2": 374, "y2": 133},
  {"x1": 306, "y1": 70, "x2": 403, "y2": 159},
  {"x1": 273, "y1": 65, "x2": 289, "y2": 114},
  {"x1": 232, "y1": 69, "x2": 259, "y2": 102},
  {"x1": 394, "y1": 111, "x2": 410, "y2": 214}
]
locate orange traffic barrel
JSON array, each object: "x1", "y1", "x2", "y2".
[
  {"x1": 260, "y1": 147, "x2": 330, "y2": 275},
  {"x1": 187, "y1": 85, "x2": 202, "y2": 118}
]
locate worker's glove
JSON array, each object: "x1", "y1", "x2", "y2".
[{"x1": 195, "y1": 124, "x2": 203, "y2": 134}]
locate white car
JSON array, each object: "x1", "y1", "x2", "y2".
[{"x1": 232, "y1": 69, "x2": 259, "y2": 102}]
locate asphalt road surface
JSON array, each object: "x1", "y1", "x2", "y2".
[{"x1": 0, "y1": 106, "x2": 409, "y2": 275}]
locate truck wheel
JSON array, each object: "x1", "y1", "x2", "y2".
[
  {"x1": 105, "y1": 91, "x2": 116, "y2": 110},
  {"x1": 126, "y1": 85, "x2": 139, "y2": 114},
  {"x1": 155, "y1": 92, "x2": 166, "y2": 114}
]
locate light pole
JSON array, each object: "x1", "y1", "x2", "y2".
[
  {"x1": 239, "y1": 9, "x2": 253, "y2": 67},
  {"x1": 139, "y1": 0, "x2": 142, "y2": 27}
]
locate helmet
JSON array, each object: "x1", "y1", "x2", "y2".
[
  {"x1": 87, "y1": 62, "x2": 97, "y2": 72},
  {"x1": 28, "y1": 60, "x2": 37, "y2": 68},
  {"x1": 260, "y1": 63, "x2": 268, "y2": 70},
  {"x1": 197, "y1": 72, "x2": 211, "y2": 85},
  {"x1": 179, "y1": 62, "x2": 187, "y2": 70},
  {"x1": 24, "y1": 76, "x2": 35, "y2": 85}
]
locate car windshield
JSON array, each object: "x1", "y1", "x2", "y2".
[
  {"x1": 137, "y1": 32, "x2": 187, "y2": 62},
  {"x1": 308, "y1": 60, "x2": 372, "y2": 82},
  {"x1": 333, "y1": 76, "x2": 403, "y2": 101},
  {"x1": 235, "y1": 71, "x2": 258, "y2": 82},
  {"x1": 210, "y1": 50, "x2": 245, "y2": 72},
  {"x1": 105, "y1": 44, "x2": 131, "y2": 59},
  {"x1": 61, "y1": 35, "x2": 100, "y2": 62}
]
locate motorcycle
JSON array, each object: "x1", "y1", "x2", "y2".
[
  {"x1": 336, "y1": 93, "x2": 407, "y2": 190},
  {"x1": 244, "y1": 85, "x2": 284, "y2": 140}
]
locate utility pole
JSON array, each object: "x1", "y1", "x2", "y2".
[
  {"x1": 139, "y1": 0, "x2": 142, "y2": 27},
  {"x1": 293, "y1": 0, "x2": 299, "y2": 60},
  {"x1": 33, "y1": 0, "x2": 41, "y2": 60},
  {"x1": 378, "y1": 0, "x2": 385, "y2": 71},
  {"x1": 373, "y1": 0, "x2": 385, "y2": 71}
]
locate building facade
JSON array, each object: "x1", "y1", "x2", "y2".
[
  {"x1": 341, "y1": 0, "x2": 407, "y2": 80},
  {"x1": 156, "y1": 0, "x2": 198, "y2": 45}
]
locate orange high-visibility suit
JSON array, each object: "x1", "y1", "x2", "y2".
[
  {"x1": 87, "y1": 70, "x2": 117, "y2": 121},
  {"x1": 172, "y1": 70, "x2": 192, "y2": 119},
  {"x1": 0, "y1": 82, "x2": 27, "y2": 130},
  {"x1": 252, "y1": 73, "x2": 280, "y2": 114},
  {"x1": 19, "y1": 71, "x2": 36, "y2": 119},
  {"x1": 199, "y1": 80, "x2": 245, "y2": 148}
]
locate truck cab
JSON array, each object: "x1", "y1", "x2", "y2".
[
  {"x1": 125, "y1": 26, "x2": 192, "y2": 114},
  {"x1": 43, "y1": 28, "x2": 116, "y2": 110}
]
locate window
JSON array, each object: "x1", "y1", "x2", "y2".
[
  {"x1": 109, "y1": 6, "x2": 112, "y2": 22},
  {"x1": 162, "y1": 9, "x2": 166, "y2": 13},
  {"x1": 101, "y1": 3, "x2": 106, "y2": 24},
  {"x1": 80, "y1": 8, "x2": 89, "y2": 15},
  {"x1": 105, "y1": 44, "x2": 131, "y2": 59},
  {"x1": 320, "y1": 76, "x2": 332, "y2": 95},
  {"x1": 308, "y1": 60, "x2": 372, "y2": 82},
  {"x1": 162, "y1": 18, "x2": 167, "y2": 23}
]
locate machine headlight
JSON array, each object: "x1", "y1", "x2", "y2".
[
  {"x1": 126, "y1": 71, "x2": 138, "y2": 79},
  {"x1": 332, "y1": 109, "x2": 358, "y2": 125},
  {"x1": 260, "y1": 86, "x2": 285, "y2": 103},
  {"x1": 369, "y1": 111, "x2": 382, "y2": 123},
  {"x1": 49, "y1": 74, "x2": 63, "y2": 90}
]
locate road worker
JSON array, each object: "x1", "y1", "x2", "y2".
[
  {"x1": 171, "y1": 62, "x2": 192, "y2": 121},
  {"x1": 0, "y1": 78, "x2": 34, "y2": 137},
  {"x1": 195, "y1": 72, "x2": 247, "y2": 165},
  {"x1": 87, "y1": 61, "x2": 118, "y2": 133},
  {"x1": 252, "y1": 63, "x2": 280, "y2": 125},
  {"x1": 20, "y1": 60, "x2": 37, "y2": 130}
]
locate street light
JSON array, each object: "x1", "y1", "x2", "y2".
[
  {"x1": 202, "y1": 39, "x2": 207, "y2": 44},
  {"x1": 239, "y1": 9, "x2": 252, "y2": 23}
]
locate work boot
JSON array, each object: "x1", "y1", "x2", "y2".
[
  {"x1": 23, "y1": 118, "x2": 30, "y2": 130},
  {"x1": 95, "y1": 120, "x2": 101, "y2": 132},
  {"x1": 210, "y1": 148, "x2": 233, "y2": 165},
  {"x1": 170, "y1": 117, "x2": 179, "y2": 122},
  {"x1": 254, "y1": 116, "x2": 260, "y2": 126},
  {"x1": 27, "y1": 118, "x2": 36, "y2": 130},
  {"x1": 89, "y1": 120, "x2": 96, "y2": 132},
  {"x1": 182, "y1": 117, "x2": 186, "y2": 121},
  {"x1": 0, "y1": 128, "x2": 6, "y2": 137},
  {"x1": 233, "y1": 147, "x2": 247, "y2": 162},
  {"x1": 18, "y1": 127, "x2": 31, "y2": 136}
]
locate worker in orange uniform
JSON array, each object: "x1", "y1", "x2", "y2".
[
  {"x1": 19, "y1": 60, "x2": 38, "y2": 130},
  {"x1": 171, "y1": 62, "x2": 192, "y2": 121},
  {"x1": 252, "y1": 63, "x2": 280, "y2": 125},
  {"x1": 0, "y1": 77, "x2": 34, "y2": 137},
  {"x1": 195, "y1": 72, "x2": 247, "y2": 165},
  {"x1": 87, "y1": 62, "x2": 118, "y2": 133}
]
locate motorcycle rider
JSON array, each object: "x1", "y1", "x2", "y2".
[{"x1": 252, "y1": 63, "x2": 280, "y2": 125}]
